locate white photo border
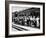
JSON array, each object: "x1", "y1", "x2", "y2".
[{"x1": 5, "y1": 1, "x2": 45, "y2": 37}]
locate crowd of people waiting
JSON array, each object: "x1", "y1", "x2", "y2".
[
  {"x1": 12, "y1": 13, "x2": 40, "y2": 28},
  {"x1": 12, "y1": 8, "x2": 40, "y2": 28}
]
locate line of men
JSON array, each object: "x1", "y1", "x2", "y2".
[{"x1": 13, "y1": 16, "x2": 40, "y2": 28}]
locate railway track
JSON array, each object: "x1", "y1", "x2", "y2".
[{"x1": 12, "y1": 25, "x2": 29, "y2": 31}]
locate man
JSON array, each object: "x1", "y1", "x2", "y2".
[
  {"x1": 27, "y1": 16, "x2": 30, "y2": 26},
  {"x1": 36, "y1": 16, "x2": 40, "y2": 27},
  {"x1": 24, "y1": 16, "x2": 27, "y2": 26}
]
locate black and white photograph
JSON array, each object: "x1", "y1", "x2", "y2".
[
  {"x1": 12, "y1": 7, "x2": 40, "y2": 31},
  {"x1": 5, "y1": 1, "x2": 45, "y2": 37}
]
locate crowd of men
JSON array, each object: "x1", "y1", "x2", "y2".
[{"x1": 12, "y1": 8, "x2": 40, "y2": 28}]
